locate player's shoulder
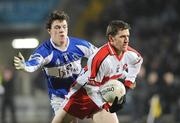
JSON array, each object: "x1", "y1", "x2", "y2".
[
  {"x1": 127, "y1": 46, "x2": 141, "y2": 56},
  {"x1": 69, "y1": 36, "x2": 88, "y2": 42},
  {"x1": 90, "y1": 44, "x2": 109, "y2": 62},
  {"x1": 69, "y1": 36, "x2": 90, "y2": 46},
  {"x1": 37, "y1": 39, "x2": 52, "y2": 50},
  {"x1": 32, "y1": 39, "x2": 52, "y2": 56},
  {"x1": 125, "y1": 46, "x2": 143, "y2": 64}
]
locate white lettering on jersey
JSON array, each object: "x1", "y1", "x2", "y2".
[{"x1": 45, "y1": 60, "x2": 81, "y2": 78}]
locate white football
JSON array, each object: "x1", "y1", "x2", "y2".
[{"x1": 100, "y1": 79, "x2": 126, "y2": 103}]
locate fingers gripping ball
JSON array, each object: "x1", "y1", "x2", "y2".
[{"x1": 100, "y1": 79, "x2": 126, "y2": 103}]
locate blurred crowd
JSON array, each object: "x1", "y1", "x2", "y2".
[{"x1": 0, "y1": 66, "x2": 17, "y2": 123}]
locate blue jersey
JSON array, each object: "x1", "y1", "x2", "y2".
[{"x1": 23, "y1": 37, "x2": 97, "y2": 98}]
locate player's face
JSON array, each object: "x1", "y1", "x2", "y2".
[
  {"x1": 48, "y1": 20, "x2": 68, "y2": 47},
  {"x1": 109, "y1": 29, "x2": 129, "y2": 54}
]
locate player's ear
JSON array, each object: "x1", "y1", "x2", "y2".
[
  {"x1": 108, "y1": 35, "x2": 113, "y2": 42},
  {"x1": 109, "y1": 35, "x2": 115, "y2": 45},
  {"x1": 47, "y1": 29, "x2": 51, "y2": 34}
]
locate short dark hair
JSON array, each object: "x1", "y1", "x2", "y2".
[
  {"x1": 46, "y1": 10, "x2": 69, "y2": 29},
  {"x1": 106, "y1": 20, "x2": 131, "y2": 37}
]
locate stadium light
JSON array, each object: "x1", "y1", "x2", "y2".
[{"x1": 12, "y1": 38, "x2": 39, "y2": 49}]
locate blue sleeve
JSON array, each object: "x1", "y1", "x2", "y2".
[{"x1": 24, "y1": 43, "x2": 50, "y2": 72}]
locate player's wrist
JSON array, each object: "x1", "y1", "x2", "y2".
[
  {"x1": 124, "y1": 80, "x2": 136, "y2": 89},
  {"x1": 19, "y1": 61, "x2": 26, "y2": 71}
]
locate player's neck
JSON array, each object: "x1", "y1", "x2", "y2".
[
  {"x1": 54, "y1": 41, "x2": 68, "y2": 50},
  {"x1": 57, "y1": 42, "x2": 67, "y2": 50},
  {"x1": 117, "y1": 51, "x2": 123, "y2": 57},
  {"x1": 114, "y1": 48, "x2": 123, "y2": 56}
]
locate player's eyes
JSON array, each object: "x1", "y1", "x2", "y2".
[
  {"x1": 53, "y1": 25, "x2": 67, "y2": 29},
  {"x1": 63, "y1": 26, "x2": 67, "y2": 29},
  {"x1": 54, "y1": 26, "x2": 60, "y2": 29},
  {"x1": 120, "y1": 35, "x2": 129, "y2": 39}
]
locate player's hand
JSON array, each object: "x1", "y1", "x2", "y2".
[
  {"x1": 13, "y1": 52, "x2": 25, "y2": 70},
  {"x1": 109, "y1": 95, "x2": 126, "y2": 113}
]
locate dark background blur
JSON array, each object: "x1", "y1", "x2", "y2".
[{"x1": 0, "y1": 0, "x2": 180, "y2": 123}]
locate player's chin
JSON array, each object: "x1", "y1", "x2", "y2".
[{"x1": 122, "y1": 46, "x2": 128, "y2": 51}]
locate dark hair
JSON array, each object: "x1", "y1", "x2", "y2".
[
  {"x1": 46, "y1": 10, "x2": 69, "y2": 29},
  {"x1": 106, "y1": 20, "x2": 131, "y2": 37}
]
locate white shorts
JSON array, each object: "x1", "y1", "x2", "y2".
[
  {"x1": 50, "y1": 94, "x2": 65, "y2": 115},
  {"x1": 62, "y1": 83, "x2": 110, "y2": 119}
]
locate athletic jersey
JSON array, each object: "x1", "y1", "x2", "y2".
[
  {"x1": 23, "y1": 37, "x2": 97, "y2": 98},
  {"x1": 63, "y1": 42, "x2": 143, "y2": 119},
  {"x1": 76, "y1": 42, "x2": 143, "y2": 87},
  {"x1": 87, "y1": 42, "x2": 143, "y2": 88}
]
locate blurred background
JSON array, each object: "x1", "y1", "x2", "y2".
[{"x1": 0, "y1": 0, "x2": 180, "y2": 123}]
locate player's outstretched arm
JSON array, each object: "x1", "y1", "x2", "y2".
[{"x1": 13, "y1": 52, "x2": 25, "y2": 71}]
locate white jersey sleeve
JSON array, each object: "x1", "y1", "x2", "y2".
[{"x1": 124, "y1": 49, "x2": 143, "y2": 88}]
